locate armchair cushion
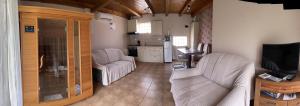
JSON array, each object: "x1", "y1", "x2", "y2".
[
  {"x1": 112, "y1": 61, "x2": 134, "y2": 74},
  {"x1": 201, "y1": 53, "x2": 249, "y2": 88},
  {"x1": 92, "y1": 50, "x2": 110, "y2": 65},
  {"x1": 105, "y1": 48, "x2": 123, "y2": 62},
  {"x1": 121, "y1": 56, "x2": 136, "y2": 69},
  {"x1": 171, "y1": 76, "x2": 229, "y2": 106},
  {"x1": 92, "y1": 48, "x2": 136, "y2": 86},
  {"x1": 170, "y1": 53, "x2": 254, "y2": 106},
  {"x1": 169, "y1": 68, "x2": 201, "y2": 82}
]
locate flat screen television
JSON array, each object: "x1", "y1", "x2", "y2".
[
  {"x1": 262, "y1": 43, "x2": 300, "y2": 75},
  {"x1": 284, "y1": 0, "x2": 300, "y2": 9}
]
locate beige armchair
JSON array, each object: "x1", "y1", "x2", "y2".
[
  {"x1": 93, "y1": 48, "x2": 136, "y2": 86},
  {"x1": 170, "y1": 53, "x2": 255, "y2": 106}
]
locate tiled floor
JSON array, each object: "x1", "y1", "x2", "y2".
[
  {"x1": 71, "y1": 62, "x2": 175, "y2": 106},
  {"x1": 39, "y1": 71, "x2": 68, "y2": 101}
]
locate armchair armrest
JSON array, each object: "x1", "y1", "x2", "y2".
[
  {"x1": 217, "y1": 86, "x2": 247, "y2": 106},
  {"x1": 121, "y1": 56, "x2": 136, "y2": 69},
  {"x1": 93, "y1": 63, "x2": 110, "y2": 86},
  {"x1": 94, "y1": 63, "x2": 107, "y2": 72},
  {"x1": 218, "y1": 63, "x2": 255, "y2": 106},
  {"x1": 121, "y1": 56, "x2": 134, "y2": 61},
  {"x1": 170, "y1": 68, "x2": 202, "y2": 82}
]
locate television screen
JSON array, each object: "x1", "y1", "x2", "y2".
[
  {"x1": 262, "y1": 43, "x2": 300, "y2": 74},
  {"x1": 284, "y1": 0, "x2": 300, "y2": 9}
]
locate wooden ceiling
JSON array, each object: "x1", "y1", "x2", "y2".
[{"x1": 22, "y1": 0, "x2": 212, "y2": 18}]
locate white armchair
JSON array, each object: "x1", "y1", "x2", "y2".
[
  {"x1": 170, "y1": 53, "x2": 255, "y2": 106},
  {"x1": 92, "y1": 48, "x2": 136, "y2": 86}
]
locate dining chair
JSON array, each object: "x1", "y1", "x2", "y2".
[
  {"x1": 197, "y1": 43, "x2": 203, "y2": 51},
  {"x1": 193, "y1": 43, "x2": 210, "y2": 62},
  {"x1": 172, "y1": 50, "x2": 188, "y2": 71},
  {"x1": 202, "y1": 43, "x2": 209, "y2": 55}
]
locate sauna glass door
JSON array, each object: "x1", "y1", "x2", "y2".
[
  {"x1": 74, "y1": 20, "x2": 81, "y2": 96},
  {"x1": 38, "y1": 19, "x2": 68, "y2": 102}
]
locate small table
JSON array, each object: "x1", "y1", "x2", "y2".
[
  {"x1": 177, "y1": 48, "x2": 203, "y2": 68},
  {"x1": 254, "y1": 73, "x2": 300, "y2": 106}
]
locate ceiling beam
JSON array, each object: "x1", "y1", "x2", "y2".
[
  {"x1": 165, "y1": 0, "x2": 170, "y2": 16},
  {"x1": 179, "y1": 0, "x2": 192, "y2": 16},
  {"x1": 145, "y1": 0, "x2": 155, "y2": 16},
  {"x1": 98, "y1": 8, "x2": 129, "y2": 19},
  {"x1": 91, "y1": 0, "x2": 115, "y2": 12},
  {"x1": 191, "y1": 0, "x2": 212, "y2": 17},
  {"x1": 112, "y1": 1, "x2": 141, "y2": 17}
]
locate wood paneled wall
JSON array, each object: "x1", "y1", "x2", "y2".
[
  {"x1": 79, "y1": 20, "x2": 93, "y2": 95},
  {"x1": 20, "y1": 13, "x2": 39, "y2": 104}
]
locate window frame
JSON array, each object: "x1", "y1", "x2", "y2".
[
  {"x1": 137, "y1": 22, "x2": 151, "y2": 34},
  {"x1": 172, "y1": 36, "x2": 188, "y2": 47}
]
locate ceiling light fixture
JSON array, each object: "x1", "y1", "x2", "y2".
[{"x1": 144, "y1": 7, "x2": 151, "y2": 14}]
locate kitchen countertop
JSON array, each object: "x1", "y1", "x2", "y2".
[
  {"x1": 128, "y1": 45, "x2": 163, "y2": 47},
  {"x1": 137, "y1": 46, "x2": 163, "y2": 47},
  {"x1": 136, "y1": 45, "x2": 164, "y2": 63}
]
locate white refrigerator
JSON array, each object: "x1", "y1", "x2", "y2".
[{"x1": 164, "y1": 41, "x2": 173, "y2": 62}]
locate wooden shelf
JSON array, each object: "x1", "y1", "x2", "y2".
[
  {"x1": 255, "y1": 73, "x2": 300, "y2": 106},
  {"x1": 260, "y1": 93, "x2": 300, "y2": 102}
]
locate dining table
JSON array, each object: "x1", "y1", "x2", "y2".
[{"x1": 177, "y1": 48, "x2": 203, "y2": 68}]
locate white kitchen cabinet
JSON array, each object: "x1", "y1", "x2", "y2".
[
  {"x1": 137, "y1": 46, "x2": 163, "y2": 63},
  {"x1": 128, "y1": 19, "x2": 137, "y2": 32},
  {"x1": 151, "y1": 20, "x2": 163, "y2": 35}
]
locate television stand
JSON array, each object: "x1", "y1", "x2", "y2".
[{"x1": 254, "y1": 73, "x2": 300, "y2": 106}]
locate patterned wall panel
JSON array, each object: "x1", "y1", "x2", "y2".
[{"x1": 195, "y1": 4, "x2": 212, "y2": 44}]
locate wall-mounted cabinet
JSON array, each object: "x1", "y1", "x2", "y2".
[
  {"x1": 151, "y1": 20, "x2": 163, "y2": 36},
  {"x1": 19, "y1": 6, "x2": 93, "y2": 106},
  {"x1": 128, "y1": 19, "x2": 137, "y2": 32}
]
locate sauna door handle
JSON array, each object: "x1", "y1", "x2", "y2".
[{"x1": 39, "y1": 55, "x2": 44, "y2": 69}]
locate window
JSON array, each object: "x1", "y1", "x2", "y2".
[
  {"x1": 137, "y1": 22, "x2": 151, "y2": 34},
  {"x1": 173, "y1": 36, "x2": 187, "y2": 47}
]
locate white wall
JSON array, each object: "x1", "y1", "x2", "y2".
[
  {"x1": 133, "y1": 14, "x2": 192, "y2": 46},
  {"x1": 91, "y1": 16, "x2": 128, "y2": 51},
  {"x1": 137, "y1": 14, "x2": 192, "y2": 36},
  {"x1": 134, "y1": 14, "x2": 193, "y2": 58},
  {"x1": 213, "y1": 0, "x2": 300, "y2": 70}
]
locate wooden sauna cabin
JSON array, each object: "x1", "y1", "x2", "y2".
[{"x1": 19, "y1": 6, "x2": 93, "y2": 105}]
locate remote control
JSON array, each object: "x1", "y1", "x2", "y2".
[
  {"x1": 259, "y1": 73, "x2": 271, "y2": 79},
  {"x1": 259, "y1": 73, "x2": 283, "y2": 82},
  {"x1": 267, "y1": 76, "x2": 282, "y2": 82},
  {"x1": 285, "y1": 75, "x2": 295, "y2": 81}
]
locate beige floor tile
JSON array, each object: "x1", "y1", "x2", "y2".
[
  {"x1": 83, "y1": 96, "x2": 101, "y2": 104},
  {"x1": 71, "y1": 62, "x2": 174, "y2": 106},
  {"x1": 90, "y1": 99, "x2": 115, "y2": 106},
  {"x1": 113, "y1": 100, "x2": 138, "y2": 106},
  {"x1": 70, "y1": 101, "x2": 91, "y2": 106},
  {"x1": 140, "y1": 97, "x2": 163, "y2": 106}
]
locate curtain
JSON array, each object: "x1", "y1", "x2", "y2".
[{"x1": 0, "y1": 0, "x2": 23, "y2": 106}]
